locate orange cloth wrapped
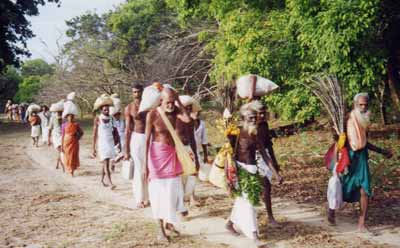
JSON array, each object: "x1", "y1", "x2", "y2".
[
  {"x1": 62, "y1": 122, "x2": 81, "y2": 174},
  {"x1": 29, "y1": 116, "x2": 41, "y2": 126},
  {"x1": 347, "y1": 111, "x2": 367, "y2": 151}
]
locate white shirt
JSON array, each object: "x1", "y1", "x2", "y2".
[{"x1": 194, "y1": 120, "x2": 208, "y2": 148}]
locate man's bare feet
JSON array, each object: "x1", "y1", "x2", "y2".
[
  {"x1": 137, "y1": 202, "x2": 145, "y2": 208},
  {"x1": 110, "y1": 184, "x2": 116, "y2": 190},
  {"x1": 327, "y1": 209, "x2": 336, "y2": 226},
  {"x1": 226, "y1": 221, "x2": 240, "y2": 236},
  {"x1": 102, "y1": 181, "x2": 109, "y2": 187},
  {"x1": 166, "y1": 223, "x2": 180, "y2": 236}
]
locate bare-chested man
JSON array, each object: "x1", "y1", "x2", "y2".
[
  {"x1": 144, "y1": 87, "x2": 191, "y2": 241},
  {"x1": 252, "y1": 100, "x2": 280, "y2": 225},
  {"x1": 176, "y1": 101, "x2": 201, "y2": 206},
  {"x1": 226, "y1": 102, "x2": 283, "y2": 248},
  {"x1": 124, "y1": 83, "x2": 149, "y2": 208}
]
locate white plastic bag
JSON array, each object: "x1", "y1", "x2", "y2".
[
  {"x1": 327, "y1": 173, "x2": 343, "y2": 210},
  {"x1": 236, "y1": 74, "x2": 279, "y2": 98},
  {"x1": 198, "y1": 162, "x2": 211, "y2": 182},
  {"x1": 121, "y1": 159, "x2": 134, "y2": 180}
]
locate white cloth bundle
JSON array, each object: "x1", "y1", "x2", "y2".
[
  {"x1": 67, "y1": 92, "x2": 76, "y2": 101},
  {"x1": 27, "y1": 104, "x2": 41, "y2": 114},
  {"x1": 62, "y1": 101, "x2": 79, "y2": 118},
  {"x1": 138, "y1": 83, "x2": 174, "y2": 113},
  {"x1": 109, "y1": 94, "x2": 122, "y2": 116},
  {"x1": 178, "y1": 95, "x2": 201, "y2": 112},
  {"x1": 50, "y1": 100, "x2": 64, "y2": 112},
  {"x1": 93, "y1": 94, "x2": 114, "y2": 111},
  {"x1": 236, "y1": 74, "x2": 279, "y2": 98}
]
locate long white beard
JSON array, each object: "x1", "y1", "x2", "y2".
[
  {"x1": 243, "y1": 122, "x2": 258, "y2": 136},
  {"x1": 354, "y1": 108, "x2": 370, "y2": 129}
]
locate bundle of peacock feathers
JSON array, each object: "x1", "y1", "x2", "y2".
[{"x1": 304, "y1": 74, "x2": 350, "y2": 175}]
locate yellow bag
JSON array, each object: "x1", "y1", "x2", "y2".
[
  {"x1": 209, "y1": 143, "x2": 233, "y2": 189},
  {"x1": 157, "y1": 107, "x2": 196, "y2": 176}
]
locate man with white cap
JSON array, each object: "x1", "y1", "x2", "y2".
[
  {"x1": 93, "y1": 94, "x2": 120, "y2": 189},
  {"x1": 48, "y1": 100, "x2": 65, "y2": 171}
]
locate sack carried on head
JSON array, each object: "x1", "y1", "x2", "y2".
[
  {"x1": 109, "y1": 94, "x2": 122, "y2": 116},
  {"x1": 27, "y1": 104, "x2": 41, "y2": 114},
  {"x1": 236, "y1": 74, "x2": 279, "y2": 98},
  {"x1": 178, "y1": 95, "x2": 201, "y2": 113},
  {"x1": 138, "y1": 83, "x2": 175, "y2": 113},
  {"x1": 50, "y1": 100, "x2": 64, "y2": 112},
  {"x1": 62, "y1": 101, "x2": 79, "y2": 118},
  {"x1": 93, "y1": 94, "x2": 114, "y2": 111}
]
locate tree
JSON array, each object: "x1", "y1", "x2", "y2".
[
  {"x1": 167, "y1": 0, "x2": 400, "y2": 122},
  {"x1": 21, "y1": 59, "x2": 54, "y2": 77},
  {"x1": 14, "y1": 75, "x2": 44, "y2": 103},
  {"x1": 0, "y1": 0, "x2": 60, "y2": 71},
  {"x1": 0, "y1": 65, "x2": 22, "y2": 109}
]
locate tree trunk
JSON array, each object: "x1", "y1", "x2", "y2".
[{"x1": 378, "y1": 80, "x2": 389, "y2": 125}]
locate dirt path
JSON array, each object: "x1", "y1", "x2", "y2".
[{"x1": 1, "y1": 121, "x2": 399, "y2": 248}]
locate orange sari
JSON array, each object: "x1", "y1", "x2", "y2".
[{"x1": 62, "y1": 122, "x2": 82, "y2": 174}]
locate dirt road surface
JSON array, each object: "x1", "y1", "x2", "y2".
[{"x1": 0, "y1": 120, "x2": 399, "y2": 248}]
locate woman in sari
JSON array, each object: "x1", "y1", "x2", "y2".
[{"x1": 61, "y1": 95, "x2": 83, "y2": 176}]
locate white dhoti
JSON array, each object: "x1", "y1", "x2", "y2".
[
  {"x1": 97, "y1": 119, "x2": 116, "y2": 161},
  {"x1": 131, "y1": 132, "x2": 148, "y2": 205},
  {"x1": 31, "y1": 125, "x2": 41, "y2": 138},
  {"x1": 149, "y1": 176, "x2": 186, "y2": 224},
  {"x1": 256, "y1": 150, "x2": 273, "y2": 182},
  {"x1": 230, "y1": 196, "x2": 258, "y2": 239},
  {"x1": 52, "y1": 131, "x2": 62, "y2": 149},
  {"x1": 41, "y1": 125, "x2": 49, "y2": 143},
  {"x1": 229, "y1": 161, "x2": 264, "y2": 240}
]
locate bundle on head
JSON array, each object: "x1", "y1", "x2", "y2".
[{"x1": 304, "y1": 74, "x2": 349, "y2": 174}]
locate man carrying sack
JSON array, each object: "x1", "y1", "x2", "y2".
[{"x1": 143, "y1": 87, "x2": 194, "y2": 242}]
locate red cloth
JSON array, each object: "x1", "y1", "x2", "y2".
[{"x1": 324, "y1": 144, "x2": 350, "y2": 174}]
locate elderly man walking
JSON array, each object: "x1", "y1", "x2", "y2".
[{"x1": 328, "y1": 93, "x2": 393, "y2": 232}]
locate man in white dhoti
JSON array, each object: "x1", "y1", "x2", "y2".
[
  {"x1": 124, "y1": 83, "x2": 149, "y2": 208},
  {"x1": 93, "y1": 95, "x2": 120, "y2": 189},
  {"x1": 28, "y1": 104, "x2": 41, "y2": 147},
  {"x1": 109, "y1": 94, "x2": 124, "y2": 169},
  {"x1": 144, "y1": 87, "x2": 191, "y2": 241},
  {"x1": 225, "y1": 102, "x2": 283, "y2": 247},
  {"x1": 176, "y1": 96, "x2": 201, "y2": 206},
  {"x1": 48, "y1": 100, "x2": 65, "y2": 171},
  {"x1": 38, "y1": 105, "x2": 51, "y2": 145}
]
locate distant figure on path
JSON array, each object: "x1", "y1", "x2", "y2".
[
  {"x1": 62, "y1": 95, "x2": 83, "y2": 177},
  {"x1": 38, "y1": 105, "x2": 51, "y2": 145},
  {"x1": 28, "y1": 106, "x2": 41, "y2": 147},
  {"x1": 48, "y1": 101, "x2": 64, "y2": 171}
]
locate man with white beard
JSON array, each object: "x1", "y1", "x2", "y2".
[
  {"x1": 225, "y1": 102, "x2": 283, "y2": 248},
  {"x1": 328, "y1": 93, "x2": 393, "y2": 232}
]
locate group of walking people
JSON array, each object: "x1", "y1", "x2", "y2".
[
  {"x1": 21, "y1": 75, "x2": 394, "y2": 247},
  {"x1": 4, "y1": 100, "x2": 28, "y2": 123}
]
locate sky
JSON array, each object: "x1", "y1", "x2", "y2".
[{"x1": 25, "y1": 0, "x2": 126, "y2": 63}]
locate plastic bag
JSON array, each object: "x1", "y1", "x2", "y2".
[
  {"x1": 198, "y1": 162, "x2": 211, "y2": 181},
  {"x1": 121, "y1": 159, "x2": 134, "y2": 180},
  {"x1": 327, "y1": 173, "x2": 343, "y2": 210},
  {"x1": 236, "y1": 74, "x2": 279, "y2": 98}
]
